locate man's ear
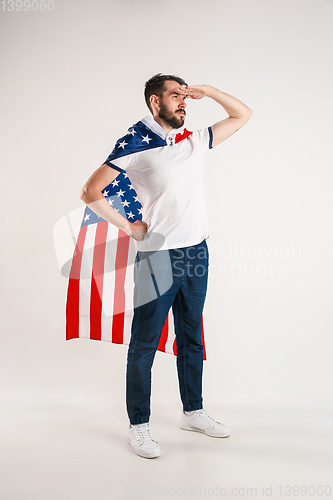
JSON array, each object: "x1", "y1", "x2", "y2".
[{"x1": 150, "y1": 94, "x2": 159, "y2": 112}]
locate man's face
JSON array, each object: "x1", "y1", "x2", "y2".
[{"x1": 157, "y1": 80, "x2": 187, "y2": 129}]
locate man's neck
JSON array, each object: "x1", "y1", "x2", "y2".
[{"x1": 152, "y1": 115, "x2": 174, "y2": 133}]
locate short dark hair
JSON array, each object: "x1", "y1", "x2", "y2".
[{"x1": 144, "y1": 73, "x2": 188, "y2": 113}]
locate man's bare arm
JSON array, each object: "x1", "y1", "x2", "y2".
[
  {"x1": 178, "y1": 84, "x2": 253, "y2": 147},
  {"x1": 79, "y1": 164, "x2": 148, "y2": 241}
]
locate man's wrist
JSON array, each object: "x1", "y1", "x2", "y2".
[
  {"x1": 122, "y1": 220, "x2": 132, "y2": 236},
  {"x1": 205, "y1": 85, "x2": 217, "y2": 99}
]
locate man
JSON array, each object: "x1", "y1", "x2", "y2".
[{"x1": 79, "y1": 74, "x2": 253, "y2": 459}]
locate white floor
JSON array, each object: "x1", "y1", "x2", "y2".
[{"x1": 1, "y1": 397, "x2": 332, "y2": 500}]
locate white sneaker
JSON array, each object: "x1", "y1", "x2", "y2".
[
  {"x1": 127, "y1": 422, "x2": 161, "y2": 458},
  {"x1": 180, "y1": 409, "x2": 230, "y2": 438}
]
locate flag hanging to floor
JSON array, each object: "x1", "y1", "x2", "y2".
[{"x1": 65, "y1": 120, "x2": 207, "y2": 359}]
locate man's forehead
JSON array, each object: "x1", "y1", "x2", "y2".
[{"x1": 164, "y1": 80, "x2": 185, "y2": 94}]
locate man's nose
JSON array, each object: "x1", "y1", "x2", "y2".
[{"x1": 179, "y1": 98, "x2": 187, "y2": 108}]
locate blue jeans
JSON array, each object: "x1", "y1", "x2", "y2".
[{"x1": 126, "y1": 239, "x2": 209, "y2": 425}]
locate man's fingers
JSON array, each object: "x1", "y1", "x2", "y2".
[
  {"x1": 131, "y1": 220, "x2": 148, "y2": 240},
  {"x1": 178, "y1": 86, "x2": 197, "y2": 99}
]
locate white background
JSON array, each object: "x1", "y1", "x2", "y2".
[{"x1": 1, "y1": 0, "x2": 332, "y2": 498}]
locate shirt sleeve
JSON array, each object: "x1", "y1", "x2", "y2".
[
  {"x1": 192, "y1": 126, "x2": 214, "y2": 151},
  {"x1": 104, "y1": 153, "x2": 136, "y2": 173}
]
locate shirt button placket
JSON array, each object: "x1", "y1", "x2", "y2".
[{"x1": 167, "y1": 136, "x2": 174, "y2": 147}]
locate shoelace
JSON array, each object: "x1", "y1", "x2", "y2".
[
  {"x1": 134, "y1": 423, "x2": 157, "y2": 445},
  {"x1": 194, "y1": 409, "x2": 222, "y2": 425}
]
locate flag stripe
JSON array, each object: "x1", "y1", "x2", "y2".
[
  {"x1": 90, "y1": 221, "x2": 108, "y2": 340},
  {"x1": 101, "y1": 223, "x2": 118, "y2": 341},
  {"x1": 79, "y1": 224, "x2": 96, "y2": 340},
  {"x1": 66, "y1": 224, "x2": 88, "y2": 339},
  {"x1": 158, "y1": 314, "x2": 169, "y2": 352},
  {"x1": 165, "y1": 308, "x2": 176, "y2": 355},
  {"x1": 111, "y1": 229, "x2": 131, "y2": 343},
  {"x1": 122, "y1": 235, "x2": 137, "y2": 345},
  {"x1": 201, "y1": 324, "x2": 207, "y2": 360},
  {"x1": 172, "y1": 336, "x2": 177, "y2": 356}
]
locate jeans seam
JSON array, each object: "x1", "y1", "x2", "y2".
[
  {"x1": 127, "y1": 295, "x2": 142, "y2": 425},
  {"x1": 179, "y1": 295, "x2": 190, "y2": 406}
]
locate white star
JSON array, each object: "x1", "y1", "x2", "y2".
[
  {"x1": 127, "y1": 211, "x2": 135, "y2": 219},
  {"x1": 84, "y1": 214, "x2": 90, "y2": 222},
  {"x1": 122, "y1": 199, "x2": 130, "y2": 207},
  {"x1": 134, "y1": 195, "x2": 140, "y2": 203},
  {"x1": 118, "y1": 140, "x2": 128, "y2": 149},
  {"x1": 108, "y1": 198, "x2": 114, "y2": 206},
  {"x1": 127, "y1": 128, "x2": 137, "y2": 136},
  {"x1": 137, "y1": 207, "x2": 143, "y2": 215},
  {"x1": 114, "y1": 208, "x2": 119, "y2": 213},
  {"x1": 123, "y1": 172, "x2": 128, "y2": 178},
  {"x1": 102, "y1": 189, "x2": 109, "y2": 197},
  {"x1": 111, "y1": 179, "x2": 120, "y2": 187},
  {"x1": 142, "y1": 135, "x2": 152, "y2": 144},
  {"x1": 116, "y1": 189, "x2": 125, "y2": 197},
  {"x1": 128, "y1": 183, "x2": 134, "y2": 190}
]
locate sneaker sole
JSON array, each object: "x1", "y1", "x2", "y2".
[
  {"x1": 127, "y1": 437, "x2": 161, "y2": 459},
  {"x1": 180, "y1": 423, "x2": 230, "y2": 438}
]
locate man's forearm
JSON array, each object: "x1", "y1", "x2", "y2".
[
  {"x1": 80, "y1": 191, "x2": 131, "y2": 234},
  {"x1": 206, "y1": 86, "x2": 252, "y2": 119}
]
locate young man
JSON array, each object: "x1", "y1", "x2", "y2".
[{"x1": 79, "y1": 74, "x2": 253, "y2": 459}]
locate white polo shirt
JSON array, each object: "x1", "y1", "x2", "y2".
[{"x1": 106, "y1": 114, "x2": 214, "y2": 252}]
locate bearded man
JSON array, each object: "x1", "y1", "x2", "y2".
[{"x1": 79, "y1": 73, "x2": 253, "y2": 459}]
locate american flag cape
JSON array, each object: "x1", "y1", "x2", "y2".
[{"x1": 65, "y1": 119, "x2": 207, "y2": 359}]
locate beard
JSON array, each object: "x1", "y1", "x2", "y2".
[{"x1": 158, "y1": 101, "x2": 186, "y2": 129}]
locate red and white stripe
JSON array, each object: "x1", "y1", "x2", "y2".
[{"x1": 66, "y1": 221, "x2": 207, "y2": 359}]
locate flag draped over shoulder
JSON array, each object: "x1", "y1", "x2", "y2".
[{"x1": 65, "y1": 120, "x2": 207, "y2": 359}]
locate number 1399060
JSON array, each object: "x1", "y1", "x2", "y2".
[{"x1": 1, "y1": 0, "x2": 54, "y2": 11}]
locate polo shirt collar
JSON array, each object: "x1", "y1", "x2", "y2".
[{"x1": 141, "y1": 114, "x2": 186, "y2": 141}]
